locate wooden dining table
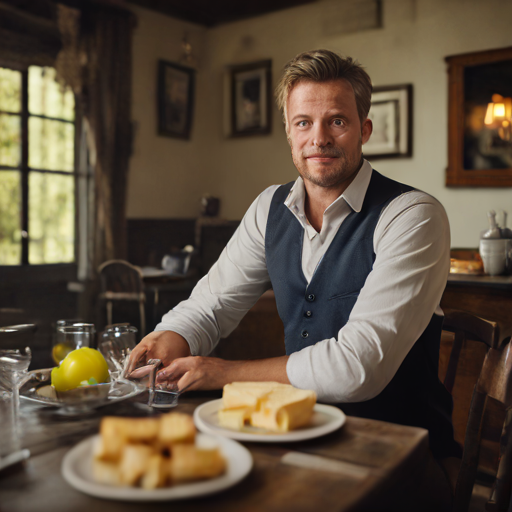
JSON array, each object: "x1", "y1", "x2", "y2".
[{"x1": 0, "y1": 390, "x2": 429, "y2": 512}]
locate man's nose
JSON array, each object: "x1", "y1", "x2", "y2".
[{"x1": 312, "y1": 123, "x2": 332, "y2": 147}]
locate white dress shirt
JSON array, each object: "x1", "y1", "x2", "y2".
[{"x1": 155, "y1": 160, "x2": 451, "y2": 403}]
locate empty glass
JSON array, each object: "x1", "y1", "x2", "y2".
[
  {"x1": 99, "y1": 324, "x2": 137, "y2": 378},
  {"x1": 53, "y1": 323, "x2": 95, "y2": 364},
  {"x1": 0, "y1": 347, "x2": 32, "y2": 419}
]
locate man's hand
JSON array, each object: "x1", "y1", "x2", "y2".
[
  {"x1": 126, "y1": 330, "x2": 191, "y2": 375},
  {"x1": 155, "y1": 354, "x2": 291, "y2": 392},
  {"x1": 156, "y1": 356, "x2": 236, "y2": 391}
]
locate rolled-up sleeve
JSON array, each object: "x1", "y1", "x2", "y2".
[
  {"x1": 154, "y1": 186, "x2": 278, "y2": 356},
  {"x1": 286, "y1": 191, "x2": 451, "y2": 403}
]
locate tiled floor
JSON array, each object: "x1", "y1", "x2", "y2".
[{"x1": 469, "y1": 484, "x2": 493, "y2": 512}]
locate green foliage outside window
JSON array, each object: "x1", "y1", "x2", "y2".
[
  {"x1": 0, "y1": 65, "x2": 76, "y2": 265},
  {"x1": 29, "y1": 173, "x2": 74, "y2": 264},
  {"x1": 0, "y1": 171, "x2": 21, "y2": 264}
]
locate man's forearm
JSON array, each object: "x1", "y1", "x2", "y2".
[
  {"x1": 221, "y1": 356, "x2": 291, "y2": 386},
  {"x1": 156, "y1": 355, "x2": 290, "y2": 391}
]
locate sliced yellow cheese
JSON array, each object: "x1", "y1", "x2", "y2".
[
  {"x1": 219, "y1": 382, "x2": 317, "y2": 432},
  {"x1": 250, "y1": 387, "x2": 316, "y2": 432},
  {"x1": 218, "y1": 407, "x2": 253, "y2": 430},
  {"x1": 222, "y1": 381, "x2": 286, "y2": 409}
]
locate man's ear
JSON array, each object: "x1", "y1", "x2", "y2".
[{"x1": 361, "y1": 118, "x2": 373, "y2": 145}]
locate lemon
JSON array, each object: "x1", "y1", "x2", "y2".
[
  {"x1": 52, "y1": 343, "x2": 74, "y2": 365},
  {"x1": 51, "y1": 347, "x2": 110, "y2": 392}
]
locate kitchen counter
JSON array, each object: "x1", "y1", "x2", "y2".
[{"x1": 448, "y1": 273, "x2": 512, "y2": 290}]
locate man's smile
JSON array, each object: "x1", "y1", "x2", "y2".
[{"x1": 306, "y1": 155, "x2": 339, "y2": 162}]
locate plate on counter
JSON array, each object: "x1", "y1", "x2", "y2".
[
  {"x1": 62, "y1": 433, "x2": 253, "y2": 501},
  {"x1": 193, "y1": 399, "x2": 346, "y2": 443},
  {"x1": 19, "y1": 368, "x2": 144, "y2": 414}
]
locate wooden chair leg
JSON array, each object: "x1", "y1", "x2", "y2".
[
  {"x1": 454, "y1": 389, "x2": 488, "y2": 512},
  {"x1": 487, "y1": 409, "x2": 512, "y2": 512},
  {"x1": 139, "y1": 300, "x2": 146, "y2": 338},
  {"x1": 445, "y1": 331, "x2": 465, "y2": 394},
  {"x1": 106, "y1": 301, "x2": 113, "y2": 327}
]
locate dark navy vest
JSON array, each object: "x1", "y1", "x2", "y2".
[{"x1": 265, "y1": 170, "x2": 461, "y2": 459}]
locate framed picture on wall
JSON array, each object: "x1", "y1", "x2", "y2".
[
  {"x1": 230, "y1": 60, "x2": 272, "y2": 137},
  {"x1": 446, "y1": 46, "x2": 512, "y2": 187},
  {"x1": 157, "y1": 60, "x2": 195, "y2": 139},
  {"x1": 364, "y1": 84, "x2": 412, "y2": 159}
]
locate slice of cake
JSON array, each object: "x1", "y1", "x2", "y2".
[{"x1": 218, "y1": 382, "x2": 316, "y2": 432}]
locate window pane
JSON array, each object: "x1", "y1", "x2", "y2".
[
  {"x1": 29, "y1": 172, "x2": 74, "y2": 264},
  {"x1": 0, "y1": 171, "x2": 22, "y2": 265},
  {"x1": 0, "y1": 67, "x2": 21, "y2": 113},
  {"x1": 0, "y1": 114, "x2": 21, "y2": 167},
  {"x1": 28, "y1": 67, "x2": 74, "y2": 121},
  {"x1": 29, "y1": 117, "x2": 74, "y2": 171}
]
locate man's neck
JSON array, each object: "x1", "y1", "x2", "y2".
[
  {"x1": 303, "y1": 160, "x2": 363, "y2": 232},
  {"x1": 304, "y1": 185, "x2": 342, "y2": 232}
]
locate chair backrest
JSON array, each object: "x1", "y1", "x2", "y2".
[
  {"x1": 443, "y1": 310, "x2": 512, "y2": 512},
  {"x1": 98, "y1": 260, "x2": 144, "y2": 296},
  {"x1": 442, "y1": 310, "x2": 501, "y2": 394}
]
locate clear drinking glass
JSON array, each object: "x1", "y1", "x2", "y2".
[
  {"x1": 99, "y1": 324, "x2": 137, "y2": 378},
  {"x1": 0, "y1": 347, "x2": 32, "y2": 419},
  {"x1": 53, "y1": 323, "x2": 95, "y2": 365}
]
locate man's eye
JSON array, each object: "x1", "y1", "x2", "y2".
[
  {"x1": 297, "y1": 121, "x2": 308, "y2": 127},
  {"x1": 333, "y1": 119, "x2": 344, "y2": 126}
]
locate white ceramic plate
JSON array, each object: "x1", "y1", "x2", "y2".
[
  {"x1": 193, "y1": 399, "x2": 346, "y2": 443},
  {"x1": 62, "y1": 433, "x2": 252, "y2": 501}
]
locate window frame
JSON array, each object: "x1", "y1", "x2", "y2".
[{"x1": 0, "y1": 62, "x2": 81, "y2": 269}]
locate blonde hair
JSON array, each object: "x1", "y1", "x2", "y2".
[{"x1": 275, "y1": 49, "x2": 372, "y2": 128}]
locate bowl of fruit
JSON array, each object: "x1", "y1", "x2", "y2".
[{"x1": 19, "y1": 347, "x2": 144, "y2": 414}]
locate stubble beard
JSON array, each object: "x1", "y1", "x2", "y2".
[{"x1": 289, "y1": 139, "x2": 364, "y2": 189}]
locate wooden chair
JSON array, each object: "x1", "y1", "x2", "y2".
[
  {"x1": 441, "y1": 310, "x2": 512, "y2": 512},
  {"x1": 98, "y1": 260, "x2": 146, "y2": 337}
]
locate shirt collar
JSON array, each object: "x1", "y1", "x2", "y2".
[{"x1": 284, "y1": 158, "x2": 373, "y2": 219}]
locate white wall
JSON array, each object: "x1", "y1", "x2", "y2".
[
  {"x1": 126, "y1": 8, "x2": 207, "y2": 219},
  {"x1": 127, "y1": 0, "x2": 512, "y2": 248}
]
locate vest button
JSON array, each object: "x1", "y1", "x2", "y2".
[
  {"x1": 304, "y1": 310, "x2": 313, "y2": 318},
  {"x1": 306, "y1": 293, "x2": 315, "y2": 302},
  {"x1": 301, "y1": 330, "x2": 309, "y2": 338}
]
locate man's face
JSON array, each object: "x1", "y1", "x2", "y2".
[{"x1": 286, "y1": 79, "x2": 372, "y2": 192}]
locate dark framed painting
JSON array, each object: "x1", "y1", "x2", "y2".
[
  {"x1": 446, "y1": 46, "x2": 512, "y2": 187},
  {"x1": 157, "y1": 60, "x2": 195, "y2": 139},
  {"x1": 230, "y1": 60, "x2": 272, "y2": 137},
  {"x1": 364, "y1": 84, "x2": 412, "y2": 159}
]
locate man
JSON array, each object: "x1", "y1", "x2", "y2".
[{"x1": 129, "y1": 49, "x2": 460, "y2": 479}]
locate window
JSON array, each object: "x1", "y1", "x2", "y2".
[{"x1": 0, "y1": 65, "x2": 76, "y2": 265}]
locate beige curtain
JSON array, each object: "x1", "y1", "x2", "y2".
[
  {"x1": 80, "y1": 5, "x2": 134, "y2": 273},
  {"x1": 56, "y1": 2, "x2": 135, "y2": 276}
]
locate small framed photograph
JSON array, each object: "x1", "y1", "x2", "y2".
[
  {"x1": 364, "y1": 84, "x2": 412, "y2": 159},
  {"x1": 157, "y1": 60, "x2": 195, "y2": 139},
  {"x1": 230, "y1": 60, "x2": 272, "y2": 137}
]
